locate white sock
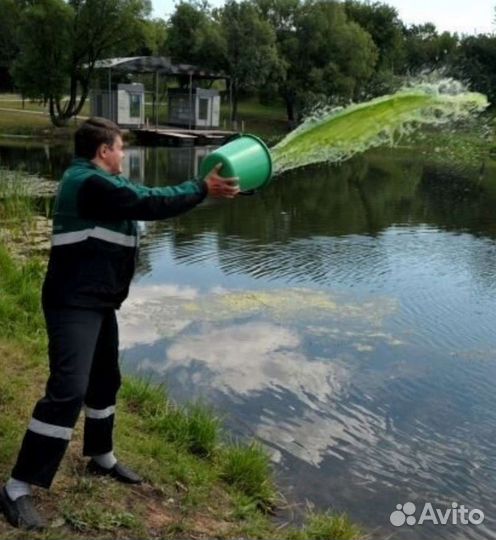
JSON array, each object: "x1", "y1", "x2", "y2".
[
  {"x1": 92, "y1": 451, "x2": 117, "y2": 469},
  {"x1": 5, "y1": 477, "x2": 31, "y2": 501}
]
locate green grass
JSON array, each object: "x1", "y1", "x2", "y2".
[
  {"x1": 0, "y1": 93, "x2": 22, "y2": 100},
  {"x1": 0, "y1": 169, "x2": 36, "y2": 220},
  {"x1": 144, "y1": 97, "x2": 287, "y2": 138},
  {"x1": 0, "y1": 95, "x2": 87, "y2": 137},
  {"x1": 0, "y1": 109, "x2": 54, "y2": 136},
  {"x1": 0, "y1": 100, "x2": 48, "y2": 113},
  {"x1": 0, "y1": 244, "x2": 45, "y2": 344},
  {"x1": 0, "y1": 168, "x2": 51, "y2": 265},
  {"x1": 62, "y1": 506, "x2": 139, "y2": 533},
  {"x1": 120, "y1": 377, "x2": 169, "y2": 415},
  {"x1": 121, "y1": 378, "x2": 222, "y2": 458},
  {"x1": 230, "y1": 99, "x2": 288, "y2": 142},
  {"x1": 0, "y1": 97, "x2": 90, "y2": 116},
  {"x1": 219, "y1": 441, "x2": 277, "y2": 509},
  {"x1": 295, "y1": 511, "x2": 365, "y2": 540},
  {"x1": 1, "y1": 92, "x2": 288, "y2": 140},
  {"x1": 405, "y1": 122, "x2": 494, "y2": 168},
  {"x1": 122, "y1": 380, "x2": 221, "y2": 458}
]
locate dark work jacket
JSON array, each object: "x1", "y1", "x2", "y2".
[{"x1": 42, "y1": 158, "x2": 208, "y2": 309}]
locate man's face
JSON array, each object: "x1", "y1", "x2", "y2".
[{"x1": 100, "y1": 135, "x2": 125, "y2": 175}]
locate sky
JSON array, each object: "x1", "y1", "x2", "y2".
[{"x1": 151, "y1": 0, "x2": 495, "y2": 35}]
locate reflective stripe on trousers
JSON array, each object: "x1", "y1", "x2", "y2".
[{"x1": 11, "y1": 307, "x2": 121, "y2": 488}]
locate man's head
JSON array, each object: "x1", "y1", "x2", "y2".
[{"x1": 75, "y1": 117, "x2": 124, "y2": 175}]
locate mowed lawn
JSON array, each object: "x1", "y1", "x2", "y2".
[{"x1": 0, "y1": 94, "x2": 288, "y2": 140}]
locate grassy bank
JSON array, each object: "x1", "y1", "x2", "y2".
[
  {"x1": 0, "y1": 94, "x2": 288, "y2": 141},
  {"x1": 0, "y1": 109, "x2": 56, "y2": 137},
  {"x1": 0, "y1": 172, "x2": 363, "y2": 539}
]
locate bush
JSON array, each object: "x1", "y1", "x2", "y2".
[{"x1": 219, "y1": 441, "x2": 276, "y2": 509}]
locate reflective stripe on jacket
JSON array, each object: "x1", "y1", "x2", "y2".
[{"x1": 42, "y1": 158, "x2": 208, "y2": 309}]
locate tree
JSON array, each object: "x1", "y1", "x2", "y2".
[
  {"x1": 12, "y1": 0, "x2": 73, "y2": 106},
  {"x1": 254, "y1": 0, "x2": 301, "y2": 121},
  {"x1": 402, "y1": 23, "x2": 458, "y2": 74},
  {"x1": 288, "y1": 1, "x2": 378, "y2": 119},
  {"x1": 167, "y1": 1, "x2": 226, "y2": 72},
  {"x1": 132, "y1": 18, "x2": 168, "y2": 56},
  {"x1": 220, "y1": 0, "x2": 282, "y2": 121},
  {"x1": 344, "y1": 1, "x2": 404, "y2": 72},
  {"x1": 451, "y1": 35, "x2": 496, "y2": 104},
  {"x1": 344, "y1": 0, "x2": 405, "y2": 95},
  {"x1": 13, "y1": 0, "x2": 152, "y2": 126},
  {"x1": 0, "y1": 0, "x2": 23, "y2": 90},
  {"x1": 254, "y1": 0, "x2": 379, "y2": 123},
  {"x1": 167, "y1": 1, "x2": 210, "y2": 63}
]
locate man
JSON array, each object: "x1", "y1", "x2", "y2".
[{"x1": 0, "y1": 117, "x2": 239, "y2": 530}]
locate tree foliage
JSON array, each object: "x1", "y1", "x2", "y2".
[
  {"x1": 451, "y1": 35, "x2": 496, "y2": 104},
  {"x1": 344, "y1": 1, "x2": 404, "y2": 72},
  {"x1": 403, "y1": 23, "x2": 458, "y2": 74},
  {"x1": 5, "y1": 0, "x2": 496, "y2": 128},
  {"x1": 220, "y1": 0, "x2": 282, "y2": 120},
  {"x1": 0, "y1": 0, "x2": 23, "y2": 90},
  {"x1": 266, "y1": 0, "x2": 378, "y2": 121},
  {"x1": 297, "y1": 1, "x2": 377, "y2": 99},
  {"x1": 132, "y1": 18, "x2": 168, "y2": 56},
  {"x1": 166, "y1": 1, "x2": 225, "y2": 71},
  {"x1": 13, "y1": 0, "x2": 152, "y2": 126},
  {"x1": 12, "y1": 0, "x2": 73, "y2": 103}
]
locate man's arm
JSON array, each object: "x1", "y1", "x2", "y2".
[{"x1": 78, "y1": 165, "x2": 239, "y2": 221}]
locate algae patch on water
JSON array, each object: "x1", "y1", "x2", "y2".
[
  {"x1": 271, "y1": 81, "x2": 489, "y2": 173},
  {"x1": 119, "y1": 285, "x2": 398, "y2": 350},
  {"x1": 216, "y1": 289, "x2": 337, "y2": 317}
]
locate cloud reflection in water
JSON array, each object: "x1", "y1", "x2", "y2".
[{"x1": 119, "y1": 283, "x2": 399, "y2": 466}]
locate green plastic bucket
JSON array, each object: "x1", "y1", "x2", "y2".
[{"x1": 199, "y1": 134, "x2": 273, "y2": 192}]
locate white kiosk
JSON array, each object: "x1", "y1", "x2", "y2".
[{"x1": 90, "y1": 83, "x2": 145, "y2": 128}]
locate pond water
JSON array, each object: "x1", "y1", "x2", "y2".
[{"x1": 2, "y1": 137, "x2": 496, "y2": 539}]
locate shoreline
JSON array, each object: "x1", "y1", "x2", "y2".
[{"x1": 0, "y1": 168, "x2": 363, "y2": 539}]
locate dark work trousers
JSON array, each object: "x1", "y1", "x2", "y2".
[{"x1": 11, "y1": 306, "x2": 121, "y2": 488}]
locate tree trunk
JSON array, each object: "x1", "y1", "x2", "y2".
[
  {"x1": 62, "y1": 70, "x2": 79, "y2": 118},
  {"x1": 48, "y1": 71, "x2": 90, "y2": 127},
  {"x1": 285, "y1": 97, "x2": 295, "y2": 122},
  {"x1": 231, "y1": 80, "x2": 238, "y2": 123},
  {"x1": 76, "y1": 79, "x2": 91, "y2": 116},
  {"x1": 283, "y1": 91, "x2": 297, "y2": 131},
  {"x1": 49, "y1": 97, "x2": 69, "y2": 127}
]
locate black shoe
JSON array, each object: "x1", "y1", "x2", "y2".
[
  {"x1": 0, "y1": 487, "x2": 45, "y2": 531},
  {"x1": 86, "y1": 460, "x2": 142, "y2": 485}
]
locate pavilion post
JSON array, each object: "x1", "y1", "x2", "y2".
[
  {"x1": 154, "y1": 70, "x2": 159, "y2": 128},
  {"x1": 229, "y1": 78, "x2": 233, "y2": 130},
  {"x1": 108, "y1": 68, "x2": 112, "y2": 120},
  {"x1": 189, "y1": 72, "x2": 193, "y2": 130}
]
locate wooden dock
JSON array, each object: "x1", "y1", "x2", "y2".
[{"x1": 132, "y1": 127, "x2": 237, "y2": 147}]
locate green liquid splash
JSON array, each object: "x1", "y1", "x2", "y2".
[{"x1": 271, "y1": 80, "x2": 489, "y2": 174}]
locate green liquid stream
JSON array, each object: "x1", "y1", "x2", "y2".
[{"x1": 271, "y1": 81, "x2": 489, "y2": 174}]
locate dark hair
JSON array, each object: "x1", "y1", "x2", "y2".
[{"x1": 74, "y1": 117, "x2": 122, "y2": 159}]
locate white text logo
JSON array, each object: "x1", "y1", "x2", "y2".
[{"x1": 390, "y1": 502, "x2": 484, "y2": 527}]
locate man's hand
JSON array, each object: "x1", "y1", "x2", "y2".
[{"x1": 204, "y1": 163, "x2": 240, "y2": 199}]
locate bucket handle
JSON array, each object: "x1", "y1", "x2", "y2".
[
  {"x1": 220, "y1": 133, "x2": 259, "y2": 196},
  {"x1": 222, "y1": 132, "x2": 242, "y2": 146}
]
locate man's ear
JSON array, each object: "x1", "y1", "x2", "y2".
[{"x1": 96, "y1": 143, "x2": 107, "y2": 159}]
